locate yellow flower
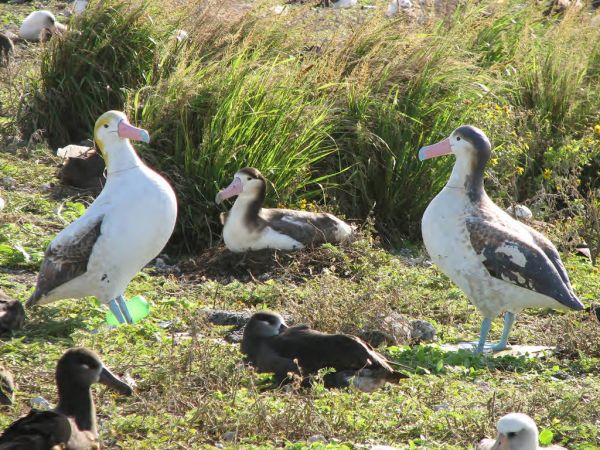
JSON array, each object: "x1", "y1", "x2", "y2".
[
  {"x1": 543, "y1": 168, "x2": 552, "y2": 180},
  {"x1": 594, "y1": 124, "x2": 600, "y2": 134},
  {"x1": 490, "y1": 158, "x2": 499, "y2": 166},
  {"x1": 516, "y1": 166, "x2": 525, "y2": 175}
]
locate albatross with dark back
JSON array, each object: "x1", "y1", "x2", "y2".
[
  {"x1": 216, "y1": 168, "x2": 353, "y2": 252},
  {"x1": 419, "y1": 125, "x2": 585, "y2": 353},
  {"x1": 241, "y1": 311, "x2": 407, "y2": 392}
]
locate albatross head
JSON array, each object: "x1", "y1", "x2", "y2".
[
  {"x1": 94, "y1": 111, "x2": 150, "y2": 164},
  {"x1": 245, "y1": 311, "x2": 288, "y2": 338},
  {"x1": 490, "y1": 413, "x2": 540, "y2": 450},
  {"x1": 215, "y1": 167, "x2": 266, "y2": 204},
  {"x1": 418, "y1": 125, "x2": 491, "y2": 164},
  {"x1": 419, "y1": 125, "x2": 492, "y2": 199},
  {"x1": 57, "y1": 348, "x2": 133, "y2": 396}
]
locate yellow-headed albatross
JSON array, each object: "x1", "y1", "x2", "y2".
[
  {"x1": 216, "y1": 167, "x2": 353, "y2": 252},
  {"x1": 27, "y1": 111, "x2": 177, "y2": 324},
  {"x1": 477, "y1": 413, "x2": 566, "y2": 449},
  {"x1": 419, "y1": 126, "x2": 584, "y2": 353}
]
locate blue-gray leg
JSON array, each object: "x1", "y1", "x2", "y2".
[
  {"x1": 108, "y1": 298, "x2": 126, "y2": 324},
  {"x1": 116, "y1": 295, "x2": 134, "y2": 324},
  {"x1": 491, "y1": 312, "x2": 515, "y2": 352},
  {"x1": 475, "y1": 317, "x2": 492, "y2": 353}
]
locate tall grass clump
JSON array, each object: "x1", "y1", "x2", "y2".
[
  {"x1": 22, "y1": 0, "x2": 176, "y2": 146},
  {"x1": 131, "y1": 40, "x2": 338, "y2": 251}
]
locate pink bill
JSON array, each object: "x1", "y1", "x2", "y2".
[
  {"x1": 118, "y1": 120, "x2": 150, "y2": 143},
  {"x1": 215, "y1": 177, "x2": 243, "y2": 204},
  {"x1": 418, "y1": 138, "x2": 452, "y2": 161}
]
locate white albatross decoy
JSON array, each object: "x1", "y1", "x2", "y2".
[
  {"x1": 215, "y1": 167, "x2": 353, "y2": 252},
  {"x1": 27, "y1": 111, "x2": 177, "y2": 324},
  {"x1": 477, "y1": 413, "x2": 566, "y2": 450},
  {"x1": 19, "y1": 11, "x2": 67, "y2": 42},
  {"x1": 419, "y1": 126, "x2": 584, "y2": 353}
]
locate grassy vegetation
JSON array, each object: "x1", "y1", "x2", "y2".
[
  {"x1": 1, "y1": 0, "x2": 599, "y2": 449},
  {"x1": 19, "y1": 0, "x2": 600, "y2": 251}
]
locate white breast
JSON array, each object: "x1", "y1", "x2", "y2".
[
  {"x1": 222, "y1": 203, "x2": 303, "y2": 253},
  {"x1": 45, "y1": 166, "x2": 177, "y2": 303},
  {"x1": 422, "y1": 188, "x2": 558, "y2": 318}
]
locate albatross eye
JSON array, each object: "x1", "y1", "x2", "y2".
[
  {"x1": 456, "y1": 136, "x2": 461, "y2": 141},
  {"x1": 103, "y1": 124, "x2": 109, "y2": 128},
  {"x1": 507, "y1": 432, "x2": 517, "y2": 438}
]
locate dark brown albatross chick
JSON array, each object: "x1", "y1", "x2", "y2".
[
  {"x1": 241, "y1": 311, "x2": 407, "y2": 392},
  {"x1": 0, "y1": 348, "x2": 132, "y2": 450},
  {"x1": 0, "y1": 291, "x2": 25, "y2": 334}
]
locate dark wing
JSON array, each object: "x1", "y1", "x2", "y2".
[
  {"x1": 27, "y1": 218, "x2": 102, "y2": 306},
  {"x1": 251, "y1": 342, "x2": 301, "y2": 387},
  {"x1": 466, "y1": 217, "x2": 583, "y2": 310},
  {"x1": 0, "y1": 369, "x2": 14, "y2": 406},
  {"x1": 261, "y1": 209, "x2": 343, "y2": 246},
  {"x1": 0, "y1": 294, "x2": 25, "y2": 333},
  {"x1": 272, "y1": 327, "x2": 395, "y2": 374},
  {"x1": 0, "y1": 410, "x2": 71, "y2": 450}
]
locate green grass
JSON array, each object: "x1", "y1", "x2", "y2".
[{"x1": 1, "y1": 145, "x2": 599, "y2": 449}]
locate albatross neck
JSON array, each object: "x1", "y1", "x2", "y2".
[
  {"x1": 231, "y1": 187, "x2": 266, "y2": 226},
  {"x1": 104, "y1": 140, "x2": 144, "y2": 175},
  {"x1": 445, "y1": 154, "x2": 486, "y2": 202},
  {"x1": 55, "y1": 381, "x2": 97, "y2": 434}
]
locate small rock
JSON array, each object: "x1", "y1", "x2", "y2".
[
  {"x1": 222, "y1": 431, "x2": 236, "y2": 442},
  {"x1": 1, "y1": 177, "x2": 16, "y2": 190},
  {"x1": 40, "y1": 183, "x2": 52, "y2": 192},
  {"x1": 30, "y1": 396, "x2": 52, "y2": 410},
  {"x1": 506, "y1": 204, "x2": 533, "y2": 221},
  {"x1": 433, "y1": 403, "x2": 449, "y2": 411},
  {"x1": 201, "y1": 309, "x2": 252, "y2": 327},
  {"x1": 0, "y1": 197, "x2": 4, "y2": 210},
  {"x1": 410, "y1": 319, "x2": 436, "y2": 343},
  {"x1": 308, "y1": 434, "x2": 326, "y2": 443},
  {"x1": 224, "y1": 327, "x2": 245, "y2": 344}
]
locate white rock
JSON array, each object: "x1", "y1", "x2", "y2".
[
  {"x1": 56, "y1": 144, "x2": 91, "y2": 159},
  {"x1": 30, "y1": 396, "x2": 53, "y2": 410},
  {"x1": 0, "y1": 197, "x2": 4, "y2": 210},
  {"x1": 73, "y1": 0, "x2": 89, "y2": 15},
  {"x1": 175, "y1": 29, "x2": 189, "y2": 43},
  {"x1": 505, "y1": 204, "x2": 533, "y2": 221},
  {"x1": 386, "y1": 0, "x2": 413, "y2": 17},
  {"x1": 308, "y1": 434, "x2": 326, "y2": 443},
  {"x1": 332, "y1": 0, "x2": 358, "y2": 8}
]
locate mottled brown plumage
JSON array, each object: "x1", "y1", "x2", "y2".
[
  {"x1": 27, "y1": 220, "x2": 102, "y2": 307},
  {"x1": 0, "y1": 292, "x2": 24, "y2": 334},
  {"x1": 58, "y1": 149, "x2": 105, "y2": 190},
  {"x1": 0, "y1": 368, "x2": 14, "y2": 406},
  {"x1": 0, "y1": 33, "x2": 14, "y2": 67}
]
